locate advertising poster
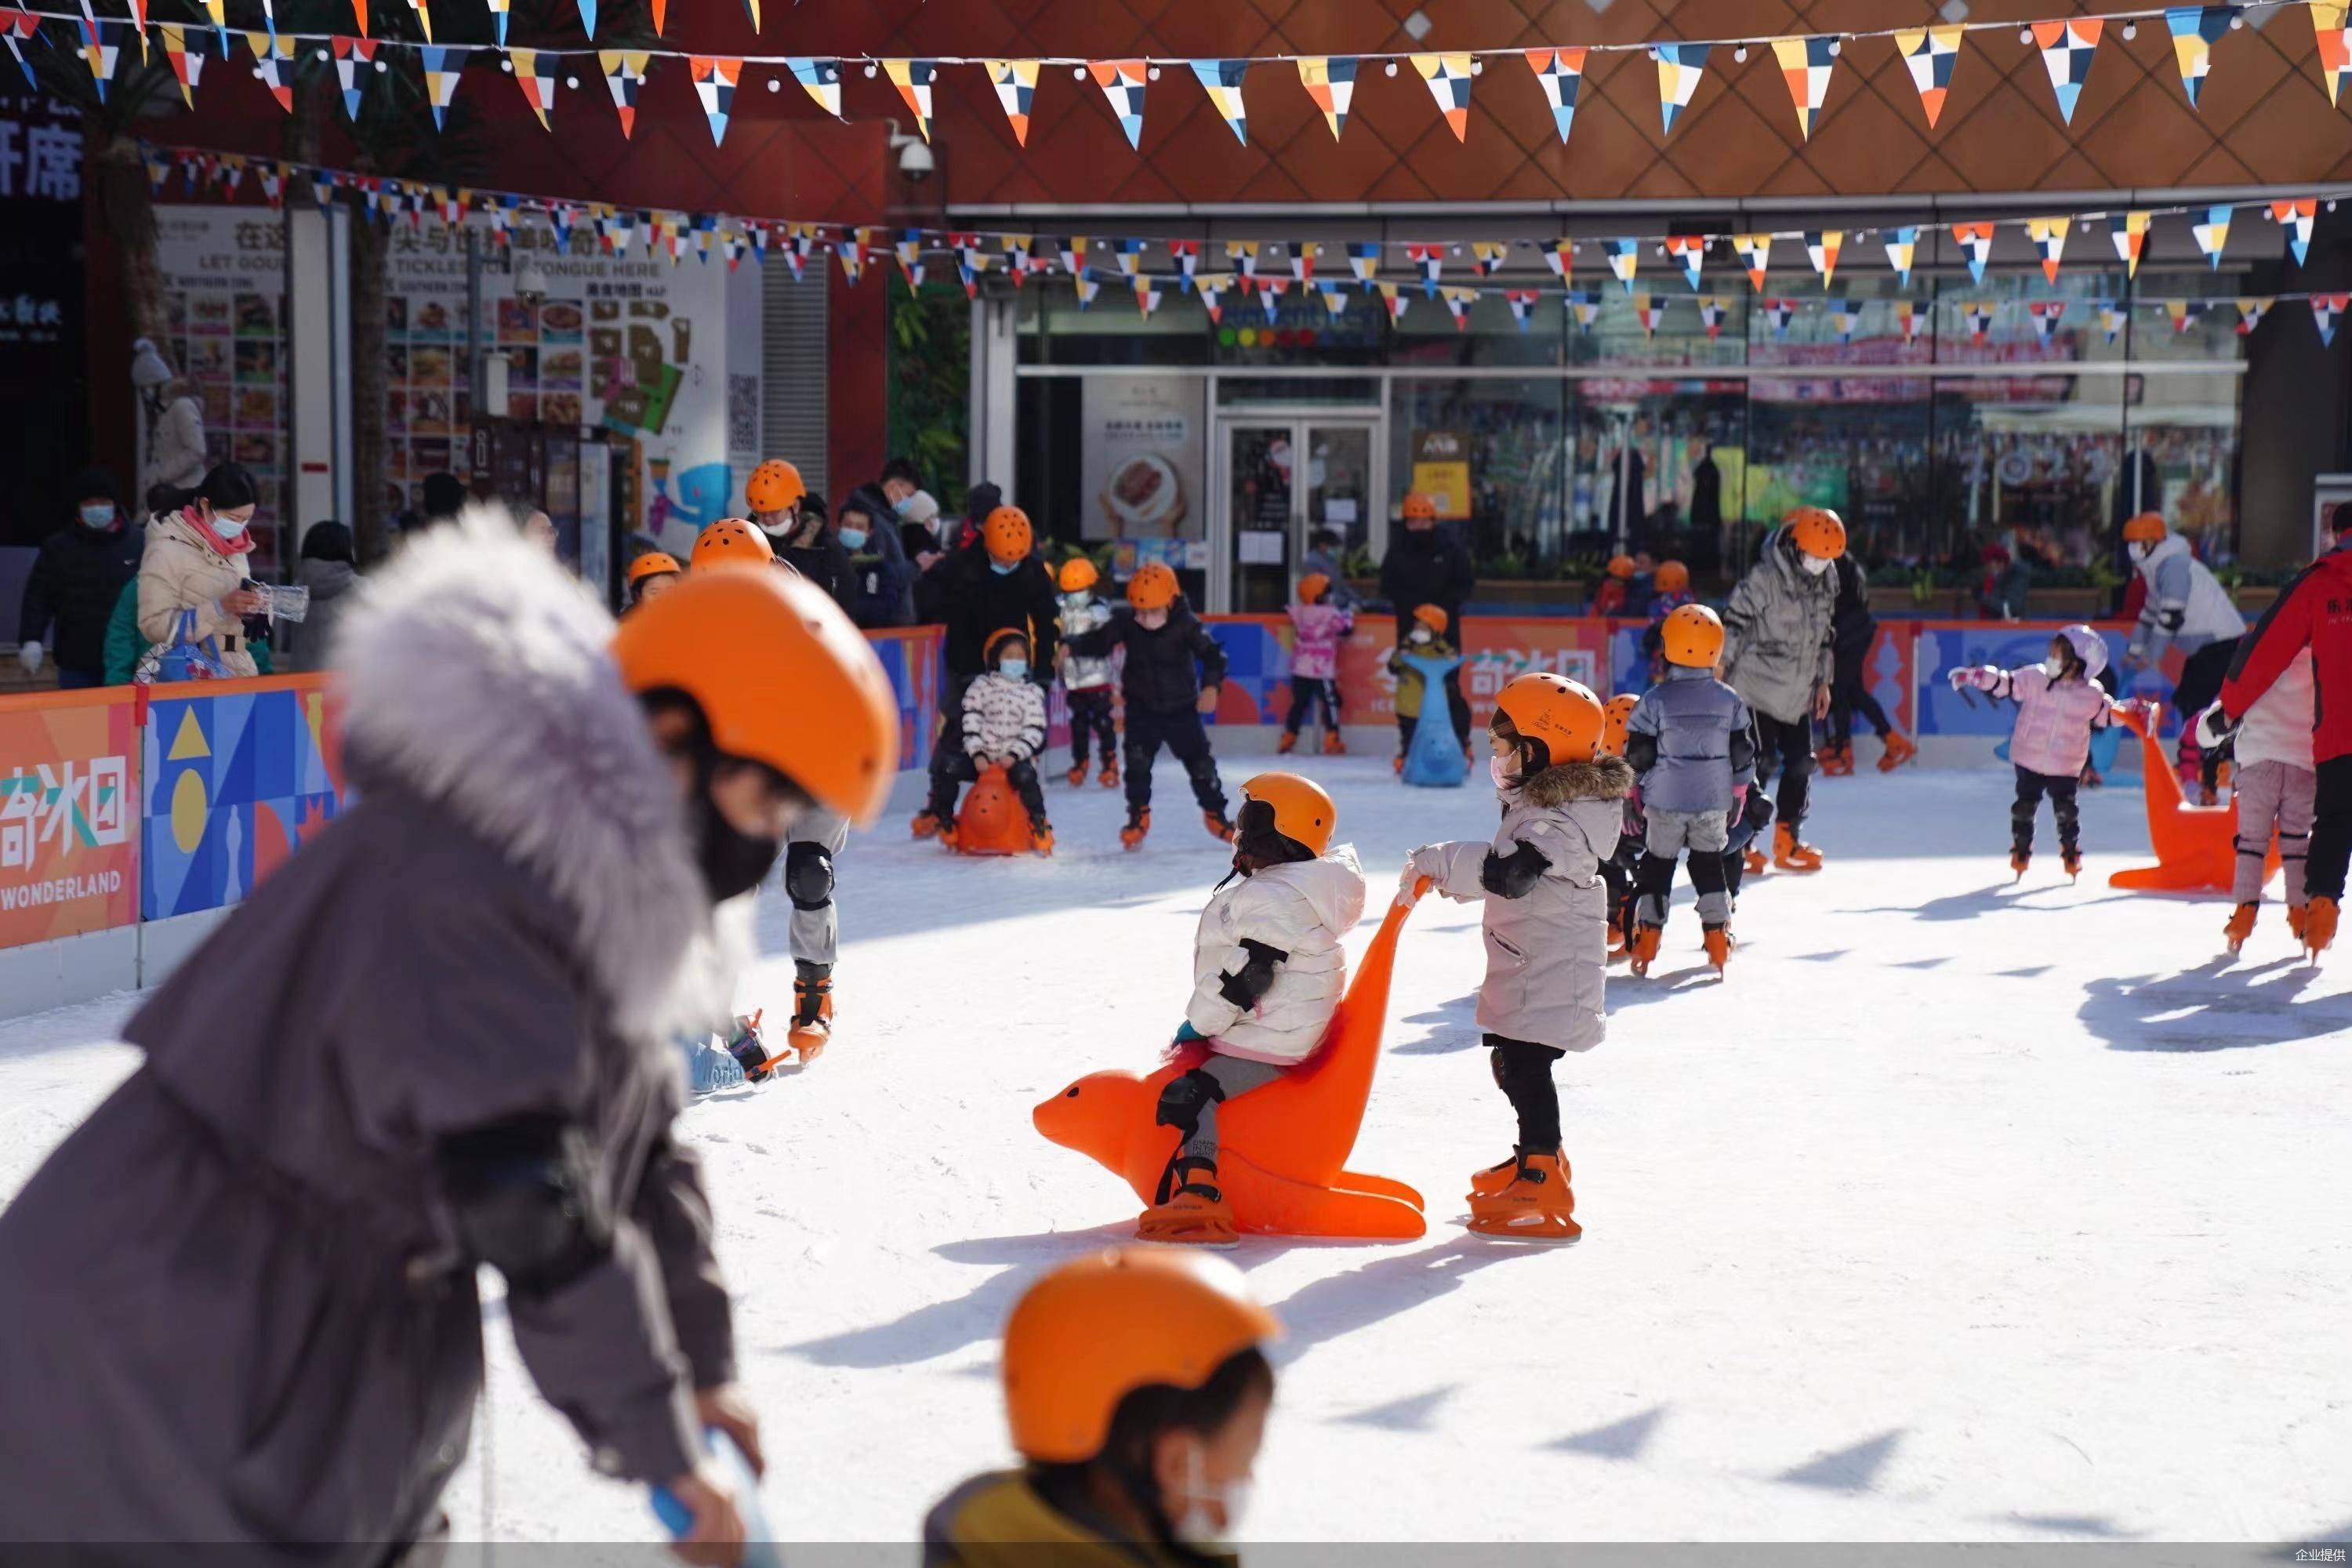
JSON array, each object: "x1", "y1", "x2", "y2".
[
  {"x1": 1408, "y1": 429, "x2": 1472, "y2": 520},
  {"x1": 155, "y1": 206, "x2": 292, "y2": 572},
  {"x1": 1080, "y1": 376, "x2": 1203, "y2": 543},
  {"x1": 0, "y1": 97, "x2": 88, "y2": 548},
  {"x1": 142, "y1": 681, "x2": 346, "y2": 922},
  {"x1": 0, "y1": 691, "x2": 140, "y2": 949}
]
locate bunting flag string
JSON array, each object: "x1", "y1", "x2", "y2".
[
  {"x1": 1296, "y1": 56, "x2": 1356, "y2": 140},
  {"x1": 1653, "y1": 42, "x2": 1708, "y2": 135},
  {"x1": 1135, "y1": 277, "x2": 1164, "y2": 317},
  {"x1": 2, "y1": 11, "x2": 38, "y2": 86},
  {"x1": 1227, "y1": 238, "x2": 1260, "y2": 285},
  {"x1": 1406, "y1": 242, "x2": 1442, "y2": 297},
  {"x1": 1258, "y1": 277, "x2": 1288, "y2": 322},
  {"x1": 158, "y1": 24, "x2": 199, "y2": 106},
  {"x1": 1772, "y1": 35, "x2": 1836, "y2": 140},
  {"x1": 1061, "y1": 236, "x2": 1088, "y2": 278},
  {"x1": 1347, "y1": 241, "x2": 1380, "y2": 285},
  {"x1": 1412, "y1": 51, "x2": 1473, "y2": 141},
  {"x1": 1197, "y1": 274, "x2": 1229, "y2": 323},
  {"x1": 1893, "y1": 25, "x2": 1962, "y2": 127},
  {"x1": 2031, "y1": 18, "x2": 2102, "y2": 123},
  {"x1": 1525, "y1": 47, "x2": 1584, "y2": 143},
  {"x1": 2025, "y1": 216, "x2": 2069, "y2": 283},
  {"x1": 1318, "y1": 281, "x2": 1349, "y2": 318},
  {"x1": 78, "y1": 16, "x2": 114, "y2": 98},
  {"x1": 2111, "y1": 210, "x2": 2150, "y2": 277},
  {"x1": 987, "y1": 59, "x2": 1038, "y2": 145},
  {"x1": 2167, "y1": 5, "x2": 2236, "y2": 107},
  {"x1": 245, "y1": 29, "x2": 293, "y2": 113},
  {"x1": 1953, "y1": 221, "x2": 1995, "y2": 285},
  {"x1": 1288, "y1": 243, "x2": 1315, "y2": 285},
  {"x1": 1898, "y1": 299, "x2": 1928, "y2": 343},
  {"x1": 1441, "y1": 285, "x2": 1476, "y2": 331},
  {"x1": 510, "y1": 45, "x2": 557, "y2": 129},
  {"x1": 331, "y1": 35, "x2": 375, "y2": 119},
  {"x1": 2270, "y1": 197, "x2": 2316, "y2": 263},
  {"x1": 1167, "y1": 238, "x2": 1196, "y2": 285},
  {"x1": 1114, "y1": 237, "x2": 1146, "y2": 278},
  {"x1": 419, "y1": 43, "x2": 463, "y2": 128},
  {"x1": 1191, "y1": 58, "x2": 1249, "y2": 143}
]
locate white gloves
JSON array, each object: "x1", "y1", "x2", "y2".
[
  {"x1": 2192, "y1": 703, "x2": 2236, "y2": 751},
  {"x1": 16, "y1": 641, "x2": 42, "y2": 677}
]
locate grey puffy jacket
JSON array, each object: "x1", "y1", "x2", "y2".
[
  {"x1": 1721, "y1": 526, "x2": 1838, "y2": 725},
  {"x1": 1411, "y1": 755, "x2": 1634, "y2": 1053},
  {"x1": 1627, "y1": 665, "x2": 1756, "y2": 815}
]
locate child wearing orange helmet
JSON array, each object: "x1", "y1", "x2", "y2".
[
  {"x1": 1386, "y1": 604, "x2": 1458, "y2": 774},
  {"x1": 1592, "y1": 554, "x2": 1635, "y2": 618},
  {"x1": 1402, "y1": 673, "x2": 1634, "y2": 1240},
  {"x1": 1280, "y1": 572, "x2": 1353, "y2": 757},
  {"x1": 1055, "y1": 557, "x2": 1120, "y2": 787},
  {"x1": 1058, "y1": 561, "x2": 1234, "y2": 848},
  {"x1": 1624, "y1": 604, "x2": 1755, "y2": 975},
  {"x1": 922, "y1": 628, "x2": 1054, "y2": 855},
  {"x1": 925, "y1": 1250, "x2": 1278, "y2": 1560}
]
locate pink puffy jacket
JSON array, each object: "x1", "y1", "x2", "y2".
[
  {"x1": 1960, "y1": 664, "x2": 2120, "y2": 777},
  {"x1": 1288, "y1": 601, "x2": 1354, "y2": 681}
]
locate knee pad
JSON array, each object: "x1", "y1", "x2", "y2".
[
  {"x1": 785, "y1": 840, "x2": 834, "y2": 910},
  {"x1": 1154, "y1": 1068, "x2": 1223, "y2": 1131}
]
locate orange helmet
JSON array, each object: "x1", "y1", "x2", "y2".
[
  {"x1": 1601, "y1": 693, "x2": 1639, "y2": 758},
  {"x1": 2122, "y1": 511, "x2": 2168, "y2": 543},
  {"x1": 1400, "y1": 492, "x2": 1438, "y2": 522},
  {"x1": 1296, "y1": 572, "x2": 1332, "y2": 604},
  {"x1": 983, "y1": 626, "x2": 1030, "y2": 667},
  {"x1": 1240, "y1": 771, "x2": 1337, "y2": 855},
  {"x1": 1058, "y1": 557, "x2": 1099, "y2": 593},
  {"x1": 1128, "y1": 561, "x2": 1179, "y2": 612},
  {"x1": 612, "y1": 567, "x2": 899, "y2": 824},
  {"x1": 984, "y1": 506, "x2": 1033, "y2": 565},
  {"x1": 691, "y1": 518, "x2": 774, "y2": 572},
  {"x1": 1410, "y1": 604, "x2": 1450, "y2": 637},
  {"x1": 1784, "y1": 506, "x2": 1847, "y2": 561},
  {"x1": 1494, "y1": 672, "x2": 1604, "y2": 768},
  {"x1": 626, "y1": 550, "x2": 681, "y2": 590},
  {"x1": 1661, "y1": 602, "x2": 1726, "y2": 668},
  {"x1": 1653, "y1": 560, "x2": 1691, "y2": 595},
  {"x1": 746, "y1": 458, "x2": 805, "y2": 516},
  {"x1": 1605, "y1": 554, "x2": 1635, "y2": 580},
  {"x1": 1004, "y1": 1248, "x2": 1279, "y2": 1465}
]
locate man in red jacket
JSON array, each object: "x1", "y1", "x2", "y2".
[{"x1": 2216, "y1": 503, "x2": 2352, "y2": 956}]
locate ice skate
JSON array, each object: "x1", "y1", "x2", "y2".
[
  {"x1": 1878, "y1": 730, "x2": 1918, "y2": 771},
  {"x1": 937, "y1": 822, "x2": 960, "y2": 851},
  {"x1": 722, "y1": 1010, "x2": 775, "y2": 1083},
  {"x1": 2303, "y1": 895, "x2": 2337, "y2": 958},
  {"x1": 1743, "y1": 846, "x2": 1768, "y2": 877},
  {"x1": 1099, "y1": 760, "x2": 1120, "y2": 788},
  {"x1": 1466, "y1": 1152, "x2": 1581, "y2": 1243},
  {"x1": 1203, "y1": 811, "x2": 1236, "y2": 844},
  {"x1": 2288, "y1": 903, "x2": 2310, "y2": 943},
  {"x1": 1031, "y1": 825, "x2": 1055, "y2": 858},
  {"x1": 1322, "y1": 730, "x2": 1347, "y2": 756},
  {"x1": 1065, "y1": 760, "x2": 1089, "y2": 786},
  {"x1": 2010, "y1": 849, "x2": 2031, "y2": 881},
  {"x1": 1137, "y1": 1161, "x2": 1237, "y2": 1247},
  {"x1": 786, "y1": 976, "x2": 833, "y2": 1062},
  {"x1": 1817, "y1": 744, "x2": 1853, "y2": 777},
  {"x1": 2223, "y1": 902, "x2": 2258, "y2": 955},
  {"x1": 1471, "y1": 1148, "x2": 1565, "y2": 1199},
  {"x1": 1392, "y1": 753, "x2": 1405, "y2": 775},
  {"x1": 1703, "y1": 923, "x2": 1732, "y2": 973},
  {"x1": 909, "y1": 809, "x2": 943, "y2": 840},
  {"x1": 1277, "y1": 731, "x2": 1298, "y2": 755},
  {"x1": 1628, "y1": 922, "x2": 1662, "y2": 978},
  {"x1": 1773, "y1": 822, "x2": 1824, "y2": 872},
  {"x1": 2062, "y1": 848, "x2": 2082, "y2": 882},
  {"x1": 1120, "y1": 808, "x2": 1151, "y2": 850},
  {"x1": 1606, "y1": 920, "x2": 1629, "y2": 964}
]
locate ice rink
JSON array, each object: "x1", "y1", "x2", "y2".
[{"x1": 2, "y1": 760, "x2": 2347, "y2": 1549}]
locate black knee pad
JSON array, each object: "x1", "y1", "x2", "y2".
[
  {"x1": 1154, "y1": 1068, "x2": 1223, "y2": 1132},
  {"x1": 785, "y1": 840, "x2": 834, "y2": 911}
]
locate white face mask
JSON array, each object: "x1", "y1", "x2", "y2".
[
  {"x1": 1409, "y1": 627, "x2": 1432, "y2": 644},
  {"x1": 1800, "y1": 553, "x2": 1832, "y2": 576},
  {"x1": 212, "y1": 511, "x2": 252, "y2": 540},
  {"x1": 2130, "y1": 541, "x2": 2156, "y2": 563},
  {"x1": 1167, "y1": 1446, "x2": 1253, "y2": 1551},
  {"x1": 2042, "y1": 656, "x2": 2067, "y2": 679}
]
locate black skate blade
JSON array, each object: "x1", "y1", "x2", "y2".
[{"x1": 1459, "y1": 1216, "x2": 1582, "y2": 1246}]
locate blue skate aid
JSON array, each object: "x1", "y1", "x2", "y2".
[{"x1": 1400, "y1": 652, "x2": 1468, "y2": 788}]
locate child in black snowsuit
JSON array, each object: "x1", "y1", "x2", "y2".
[{"x1": 1058, "y1": 561, "x2": 1234, "y2": 849}]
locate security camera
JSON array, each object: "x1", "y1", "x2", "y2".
[
  {"x1": 898, "y1": 137, "x2": 935, "y2": 182},
  {"x1": 514, "y1": 259, "x2": 550, "y2": 307}
]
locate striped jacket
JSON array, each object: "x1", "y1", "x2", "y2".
[{"x1": 963, "y1": 672, "x2": 1047, "y2": 762}]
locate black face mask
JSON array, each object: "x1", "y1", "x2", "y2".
[{"x1": 691, "y1": 783, "x2": 783, "y2": 904}]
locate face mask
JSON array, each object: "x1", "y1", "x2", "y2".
[
  {"x1": 1800, "y1": 554, "x2": 1831, "y2": 576},
  {"x1": 893, "y1": 495, "x2": 916, "y2": 516},
  {"x1": 990, "y1": 559, "x2": 1017, "y2": 575},
  {"x1": 2130, "y1": 541, "x2": 2155, "y2": 563},
  {"x1": 691, "y1": 784, "x2": 782, "y2": 905},
  {"x1": 998, "y1": 659, "x2": 1028, "y2": 681},
  {"x1": 837, "y1": 527, "x2": 868, "y2": 550},
  {"x1": 1167, "y1": 1446, "x2": 1253, "y2": 1552},
  {"x1": 1409, "y1": 628, "x2": 1432, "y2": 644},
  {"x1": 1490, "y1": 754, "x2": 1515, "y2": 791},
  {"x1": 1065, "y1": 590, "x2": 1091, "y2": 607},
  {"x1": 80, "y1": 503, "x2": 116, "y2": 528},
  {"x1": 2042, "y1": 656, "x2": 2068, "y2": 679},
  {"x1": 212, "y1": 514, "x2": 252, "y2": 540}
]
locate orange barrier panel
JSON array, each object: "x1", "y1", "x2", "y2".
[{"x1": 2108, "y1": 702, "x2": 2273, "y2": 893}]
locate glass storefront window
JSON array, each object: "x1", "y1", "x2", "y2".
[
  {"x1": 1569, "y1": 379, "x2": 1746, "y2": 575},
  {"x1": 1931, "y1": 372, "x2": 2128, "y2": 569},
  {"x1": 1387, "y1": 379, "x2": 1566, "y2": 573},
  {"x1": 2129, "y1": 371, "x2": 2244, "y2": 559},
  {"x1": 1745, "y1": 376, "x2": 1933, "y2": 565}
]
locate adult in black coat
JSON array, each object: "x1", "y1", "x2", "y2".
[
  {"x1": 910, "y1": 506, "x2": 1060, "y2": 834},
  {"x1": 17, "y1": 466, "x2": 144, "y2": 688},
  {"x1": 834, "y1": 492, "x2": 913, "y2": 629},
  {"x1": 768, "y1": 495, "x2": 858, "y2": 614},
  {"x1": 1378, "y1": 498, "x2": 1477, "y2": 748}
]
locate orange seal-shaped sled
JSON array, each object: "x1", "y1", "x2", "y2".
[
  {"x1": 1034, "y1": 889, "x2": 1428, "y2": 1240},
  {"x1": 2108, "y1": 702, "x2": 2274, "y2": 893},
  {"x1": 949, "y1": 763, "x2": 1036, "y2": 856}
]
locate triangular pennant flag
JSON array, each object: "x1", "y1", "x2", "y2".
[
  {"x1": 2031, "y1": 19, "x2": 2103, "y2": 124},
  {"x1": 575, "y1": 0, "x2": 594, "y2": 36},
  {"x1": 1504, "y1": 289, "x2": 1538, "y2": 331},
  {"x1": 2025, "y1": 216, "x2": 2069, "y2": 284},
  {"x1": 1166, "y1": 239, "x2": 1197, "y2": 288},
  {"x1": 434, "y1": 185, "x2": 461, "y2": 227},
  {"x1": 1259, "y1": 278, "x2": 1288, "y2": 323},
  {"x1": 601, "y1": 50, "x2": 648, "y2": 138},
  {"x1": 2270, "y1": 198, "x2": 2317, "y2": 265},
  {"x1": 1764, "y1": 299, "x2": 1796, "y2": 338},
  {"x1": 492, "y1": 196, "x2": 517, "y2": 249},
  {"x1": 1296, "y1": 56, "x2": 1357, "y2": 140},
  {"x1": 1567, "y1": 291, "x2": 1601, "y2": 332},
  {"x1": 80, "y1": 18, "x2": 118, "y2": 100},
  {"x1": 2193, "y1": 205, "x2": 2232, "y2": 267},
  {"x1": 1440, "y1": 285, "x2": 1476, "y2": 332},
  {"x1": 2110, "y1": 210, "x2": 2150, "y2": 278},
  {"x1": 159, "y1": 24, "x2": 203, "y2": 107},
  {"x1": 2311, "y1": 292, "x2": 2348, "y2": 346},
  {"x1": 1606, "y1": 238, "x2": 1639, "y2": 295},
  {"x1": 1543, "y1": 239, "x2": 1574, "y2": 282},
  {"x1": 2029, "y1": 299, "x2": 2067, "y2": 346},
  {"x1": 1698, "y1": 296, "x2": 1728, "y2": 340},
  {"x1": 691, "y1": 56, "x2": 739, "y2": 146},
  {"x1": 1653, "y1": 43, "x2": 1708, "y2": 135},
  {"x1": 2312, "y1": 1, "x2": 2350, "y2": 104},
  {"x1": 1377, "y1": 281, "x2": 1407, "y2": 324},
  {"x1": 1632, "y1": 292, "x2": 1665, "y2": 337},
  {"x1": 1732, "y1": 234, "x2": 1771, "y2": 292},
  {"x1": 1115, "y1": 238, "x2": 1147, "y2": 279},
  {"x1": 1197, "y1": 274, "x2": 1230, "y2": 324},
  {"x1": 894, "y1": 231, "x2": 924, "y2": 291},
  {"x1": 243, "y1": 29, "x2": 293, "y2": 113},
  {"x1": 1828, "y1": 299, "x2": 1859, "y2": 344},
  {"x1": 1189, "y1": 59, "x2": 1250, "y2": 143},
  {"x1": 484, "y1": 0, "x2": 506, "y2": 45},
  {"x1": 722, "y1": 227, "x2": 743, "y2": 271},
  {"x1": 739, "y1": 0, "x2": 759, "y2": 34},
  {"x1": 1090, "y1": 60, "x2": 1149, "y2": 149},
  {"x1": 1965, "y1": 302, "x2": 1995, "y2": 343},
  {"x1": 1523, "y1": 47, "x2": 1586, "y2": 143},
  {"x1": 1062, "y1": 237, "x2": 1090, "y2": 278},
  {"x1": 608, "y1": 209, "x2": 635, "y2": 260},
  {"x1": 2, "y1": 10, "x2": 38, "y2": 89},
  {"x1": 405, "y1": 0, "x2": 428, "y2": 43},
  {"x1": 1411, "y1": 52, "x2": 1473, "y2": 141},
  {"x1": 986, "y1": 60, "x2": 1039, "y2": 145},
  {"x1": 259, "y1": 164, "x2": 283, "y2": 210},
  {"x1": 1346, "y1": 241, "x2": 1380, "y2": 286},
  {"x1": 419, "y1": 45, "x2": 463, "y2": 129},
  {"x1": 2166, "y1": 6, "x2": 2235, "y2": 108},
  {"x1": 2096, "y1": 300, "x2": 2127, "y2": 343},
  {"x1": 1893, "y1": 26, "x2": 1962, "y2": 127},
  {"x1": 1319, "y1": 282, "x2": 1350, "y2": 319},
  {"x1": 1288, "y1": 244, "x2": 1315, "y2": 285},
  {"x1": 511, "y1": 47, "x2": 557, "y2": 130},
  {"x1": 1883, "y1": 227, "x2": 1918, "y2": 289},
  {"x1": 2165, "y1": 299, "x2": 2201, "y2": 333},
  {"x1": 1471, "y1": 241, "x2": 1509, "y2": 278},
  {"x1": 1406, "y1": 242, "x2": 1442, "y2": 297},
  {"x1": 349, "y1": 0, "x2": 366, "y2": 33},
  {"x1": 1952, "y1": 222, "x2": 1994, "y2": 285},
  {"x1": 1770, "y1": 35, "x2": 1836, "y2": 140},
  {"x1": 1135, "y1": 278, "x2": 1167, "y2": 318},
  {"x1": 955, "y1": 261, "x2": 978, "y2": 300},
  {"x1": 1664, "y1": 235, "x2": 1704, "y2": 290},
  {"x1": 836, "y1": 230, "x2": 866, "y2": 283},
  {"x1": 1805, "y1": 230, "x2": 1842, "y2": 289},
  {"x1": 2235, "y1": 296, "x2": 2273, "y2": 335},
  {"x1": 883, "y1": 59, "x2": 938, "y2": 141},
  {"x1": 1074, "y1": 273, "x2": 1101, "y2": 309},
  {"x1": 551, "y1": 203, "x2": 576, "y2": 254},
  {"x1": 331, "y1": 36, "x2": 376, "y2": 119},
  {"x1": 646, "y1": 0, "x2": 664, "y2": 33},
  {"x1": 311, "y1": 169, "x2": 336, "y2": 207},
  {"x1": 748, "y1": 222, "x2": 771, "y2": 270},
  {"x1": 786, "y1": 58, "x2": 842, "y2": 118},
  {"x1": 1898, "y1": 299, "x2": 1927, "y2": 343},
  {"x1": 143, "y1": 146, "x2": 172, "y2": 194}
]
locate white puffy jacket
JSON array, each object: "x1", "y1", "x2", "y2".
[
  {"x1": 2129, "y1": 534, "x2": 2244, "y2": 660},
  {"x1": 2236, "y1": 647, "x2": 2315, "y2": 772},
  {"x1": 962, "y1": 673, "x2": 1047, "y2": 762},
  {"x1": 1185, "y1": 846, "x2": 1367, "y2": 1065}
]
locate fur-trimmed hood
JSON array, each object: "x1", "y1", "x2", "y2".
[
  {"x1": 1519, "y1": 753, "x2": 1636, "y2": 807},
  {"x1": 334, "y1": 509, "x2": 731, "y2": 1036}
]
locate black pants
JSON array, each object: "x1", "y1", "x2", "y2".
[
  {"x1": 2012, "y1": 764, "x2": 2080, "y2": 857},
  {"x1": 2308, "y1": 755, "x2": 2352, "y2": 902},
  {"x1": 1828, "y1": 655, "x2": 1893, "y2": 749},
  {"x1": 1284, "y1": 675, "x2": 1341, "y2": 736},
  {"x1": 1751, "y1": 713, "x2": 1816, "y2": 835},
  {"x1": 2171, "y1": 637, "x2": 2240, "y2": 777},
  {"x1": 927, "y1": 753, "x2": 1048, "y2": 829},
  {"x1": 1633, "y1": 836, "x2": 1731, "y2": 926},
  {"x1": 1488, "y1": 1035, "x2": 1566, "y2": 1152},
  {"x1": 1066, "y1": 687, "x2": 1116, "y2": 770},
  {"x1": 1125, "y1": 706, "x2": 1227, "y2": 817},
  {"x1": 1441, "y1": 667, "x2": 1471, "y2": 746},
  {"x1": 1722, "y1": 786, "x2": 1774, "y2": 898},
  {"x1": 927, "y1": 673, "x2": 976, "y2": 775}
]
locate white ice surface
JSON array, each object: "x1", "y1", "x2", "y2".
[{"x1": 4, "y1": 763, "x2": 2349, "y2": 1550}]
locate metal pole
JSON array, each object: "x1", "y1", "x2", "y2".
[{"x1": 466, "y1": 227, "x2": 483, "y2": 426}]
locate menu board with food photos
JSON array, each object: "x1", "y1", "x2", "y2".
[{"x1": 154, "y1": 206, "x2": 291, "y2": 573}]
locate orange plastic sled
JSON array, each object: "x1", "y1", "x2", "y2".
[
  {"x1": 1033, "y1": 887, "x2": 1428, "y2": 1240},
  {"x1": 2108, "y1": 702, "x2": 2274, "y2": 893},
  {"x1": 950, "y1": 763, "x2": 1036, "y2": 855}
]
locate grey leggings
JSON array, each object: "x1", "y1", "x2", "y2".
[
  {"x1": 2234, "y1": 759, "x2": 2315, "y2": 906},
  {"x1": 1160, "y1": 1053, "x2": 1287, "y2": 1184}
]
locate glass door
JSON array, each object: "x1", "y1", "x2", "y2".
[{"x1": 1220, "y1": 418, "x2": 1380, "y2": 613}]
